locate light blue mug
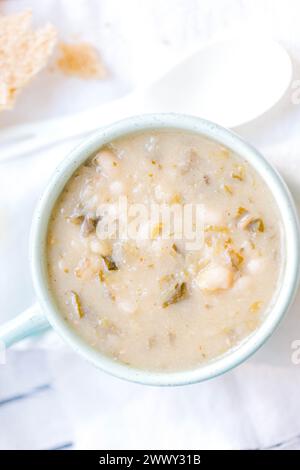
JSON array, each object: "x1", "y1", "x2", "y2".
[{"x1": 0, "y1": 114, "x2": 299, "y2": 386}]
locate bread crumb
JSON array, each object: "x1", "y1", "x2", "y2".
[
  {"x1": 57, "y1": 41, "x2": 107, "y2": 79},
  {"x1": 0, "y1": 11, "x2": 57, "y2": 111}
]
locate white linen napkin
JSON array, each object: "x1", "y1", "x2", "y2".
[{"x1": 1, "y1": 0, "x2": 300, "y2": 450}]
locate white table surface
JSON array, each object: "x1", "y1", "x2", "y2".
[{"x1": 1, "y1": 0, "x2": 300, "y2": 450}]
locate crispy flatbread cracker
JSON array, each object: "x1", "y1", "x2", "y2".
[{"x1": 0, "y1": 11, "x2": 57, "y2": 111}]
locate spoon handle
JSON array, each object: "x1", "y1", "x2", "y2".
[{"x1": 0, "y1": 94, "x2": 137, "y2": 163}]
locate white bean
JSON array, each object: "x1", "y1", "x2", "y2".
[
  {"x1": 247, "y1": 258, "x2": 266, "y2": 274},
  {"x1": 94, "y1": 149, "x2": 119, "y2": 178},
  {"x1": 196, "y1": 265, "x2": 233, "y2": 291},
  {"x1": 110, "y1": 180, "x2": 124, "y2": 196},
  {"x1": 203, "y1": 207, "x2": 224, "y2": 226},
  {"x1": 233, "y1": 275, "x2": 252, "y2": 291}
]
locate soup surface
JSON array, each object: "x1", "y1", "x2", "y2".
[{"x1": 47, "y1": 130, "x2": 282, "y2": 371}]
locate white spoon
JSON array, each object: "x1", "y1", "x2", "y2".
[{"x1": 0, "y1": 35, "x2": 292, "y2": 162}]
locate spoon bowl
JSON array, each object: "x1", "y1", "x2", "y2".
[{"x1": 140, "y1": 36, "x2": 292, "y2": 127}]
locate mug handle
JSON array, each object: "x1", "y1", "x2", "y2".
[{"x1": 0, "y1": 303, "x2": 50, "y2": 347}]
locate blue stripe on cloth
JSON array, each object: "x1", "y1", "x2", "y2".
[
  {"x1": 47, "y1": 441, "x2": 74, "y2": 450},
  {"x1": 0, "y1": 383, "x2": 51, "y2": 408}
]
